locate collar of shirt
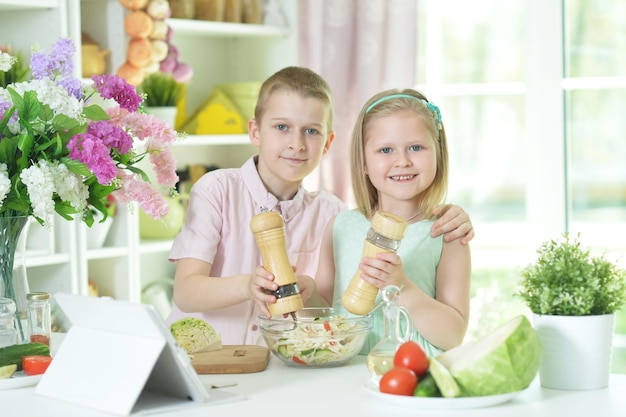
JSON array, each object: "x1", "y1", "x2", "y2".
[{"x1": 241, "y1": 156, "x2": 304, "y2": 223}]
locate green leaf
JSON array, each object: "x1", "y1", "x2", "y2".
[
  {"x1": 60, "y1": 157, "x2": 93, "y2": 177},
  {"x1": 17, "y1": 90, "x2": 41, "y2": 123},
  {"x1": 125, "y1": 165, "x2": 150, "y2": 182},
  {"x1": 0, "y1": 137, "x2": 18, "y2": 165},
  {"x1": 17, "y1": 132, "x2": 34, "y2": 155},
  {"x1": 38, "y1": 103, "x2": 55, "y2": 123},
  {"x1": 83, "y1": 104, "x2": 109, "y2": 121},
  {"x1": 54, "y1": 200, "x2": 80, "y2": 220},
  {"x1": 52, "y1": 113, "x2": 82, "y2": 132}
]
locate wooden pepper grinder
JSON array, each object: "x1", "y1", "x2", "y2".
[
  {"x1": 341, "y1": 211, "x2": 408, "y2": 316},
  {"x1": 250, "y1": 211, "x2": 304, "y2": 317}
]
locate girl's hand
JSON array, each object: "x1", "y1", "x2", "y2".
[
  {"x1": 250, "y1": 265, "x2": 278, "y2": 317},
  {"x1": 431, "y1": 204, "x2": 474, "y2": 244},
  {"x1": 358, "y1": 252, "x2": 407, "y2": 290}
]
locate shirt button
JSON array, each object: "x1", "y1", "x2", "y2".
[{"x1": 251, "y1": 324, "x2": 258, "y2": 331}]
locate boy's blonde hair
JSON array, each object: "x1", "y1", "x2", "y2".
[
  {"x1": 350, "y1": 88, "x2": 449, "y2": 220},
  {"x1": 254, "y1": 66, "x2": 334, "y2": 132}
]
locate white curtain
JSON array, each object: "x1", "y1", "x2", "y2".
[{"x1": 298, "y1": 0, "x2": 418, "y2": 204}]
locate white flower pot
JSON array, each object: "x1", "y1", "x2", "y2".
[
  {"x1": 145, "y1": 106, "x2": 177, "y2": 128},
  {"x1": 533, "y1": 313, "x2": 615, "y2": 390},
  {"x1": 86, "y1": 215, "x2": 114, "y2": 249}
]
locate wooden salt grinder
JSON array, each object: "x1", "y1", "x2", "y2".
[
  {"x1": 341, "y1": 211, "x2": 408, "y2": 315},
  {"x1": 250, "y1": 211, "x2": 304, "y2": 316}
]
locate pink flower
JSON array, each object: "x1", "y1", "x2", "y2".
[
  {"x1": 67, "y1": 134, "x2": 117, "y2": 185},
  {"x1": 113, "y1": 170, "x2": 169, "y2": 219}
]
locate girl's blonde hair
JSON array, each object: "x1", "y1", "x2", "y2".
[
  {"x1": 350, "y1": 88, "x2": 449, "y2": 220},
  {"x1": 254, "y1": 66, "x2": 334, "y2": 133}
]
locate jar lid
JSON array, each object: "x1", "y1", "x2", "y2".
[{"x1": 27, "y1": 292, "x2": 50, "y2": 301}]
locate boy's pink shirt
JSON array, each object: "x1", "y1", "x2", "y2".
[{"x1": 167, "y1": 156, "x2": 347, "y2": 345}]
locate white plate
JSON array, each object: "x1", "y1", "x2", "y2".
[
  {"x1": 363, "y1": 378, "x2": 523, "y2": 410},
  {"x1": 0, "y1": 371, "x2": 43, "y2": 390}
]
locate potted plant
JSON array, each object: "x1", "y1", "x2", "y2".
[
  {"x1": 138, "y1": 72, "x2": 184, "y2": 128},
  {"x1": 517, "y1": 232, "x2": 626, "y2": 390}
]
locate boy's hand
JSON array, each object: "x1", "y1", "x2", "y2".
[
  {"x1": 250, "y1": 265, "x2": 277, "y2": 317},
  {"x1": 431, "y1": 204, "x2": 474, "y2": 245}
]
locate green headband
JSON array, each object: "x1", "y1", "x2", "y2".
[{"x1": 365, "y1": 93, "x2": 443, "y2": 131}]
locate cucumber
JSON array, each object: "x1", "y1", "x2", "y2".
[
  {"x1": 413, "y1": 373, "x2": 442, "y2": 397},
  {"x1": 0, "y1": 342, "x2": 51, "y2": 371}
]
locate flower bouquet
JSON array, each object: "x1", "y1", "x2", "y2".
[{"x1": 0, "y1": 37, "x2": 179, "y2": 226}]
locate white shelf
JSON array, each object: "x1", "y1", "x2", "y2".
[
  {"x1": 85, "y1": 246, "x2": 131, "y2": 260},
  {"x1": 138, "y1": 240, "x2": 174, "y2": 255},
  {"x1": 168, "y1": 18, "x2": 289, "y2": 38},
  {"x1": 0, "y1": 0, "x2": 58, "y2": 11},
  {"x1": 23, "y1": 253, "x2": 70, "y2": 268}
]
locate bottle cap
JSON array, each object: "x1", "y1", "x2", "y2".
[{"x1": 26, "y1": 292, "x2": 50, "y2": 301}]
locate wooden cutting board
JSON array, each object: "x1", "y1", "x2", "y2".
[{"x1": 191, "y1": 345, "x2": 270, "y2": 374}]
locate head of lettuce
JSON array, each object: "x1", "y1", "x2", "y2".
[
  {"x1": 170, "y1": 317, "x2": 222, "y2": 354},
  {"x1": 430, "y1": 315, "x2": 541, "y2": 397}
]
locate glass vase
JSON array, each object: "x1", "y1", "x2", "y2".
[{"x1": 0, "y1": 216, "x2": 31, "y2": 343}]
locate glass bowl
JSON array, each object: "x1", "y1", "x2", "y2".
[{"x1": 259, "y1": 307, "x2": 372, "y2": 368}]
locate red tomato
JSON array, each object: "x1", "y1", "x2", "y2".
[
  {"x1": 22, "y1": 355, "x2": 52, "y2": 376},
  {"x1": 323, "y1": 321, "x2": 332, "y2": 332},
  {"x1": 291, "y1": 356, "x2": 307, "y2": 365},
  {"x1": 379, "y1": 367, "x2": 418, "y2": 396},
  {"x1": 394, "y1": 341, "x2": 429, "y2": 377}
]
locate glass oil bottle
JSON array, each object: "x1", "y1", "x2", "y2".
[{"x1": 366, "y1": 285, "x2": 414, "y2": 378}]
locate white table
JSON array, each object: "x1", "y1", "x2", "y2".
[{"x1": 1, "y1": 352, "x2": 625, "y2": 417}]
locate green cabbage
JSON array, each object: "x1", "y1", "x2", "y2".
[
  {"x1": 170, "y1": 317, "x2": 221, "y2": 354},
  {"x1": 434, "y1": 315, "x2": 541, "y2": 397}
]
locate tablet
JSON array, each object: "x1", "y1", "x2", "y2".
[{"x1": 36, "y1": 293, "x2": 210, "y2": 415}]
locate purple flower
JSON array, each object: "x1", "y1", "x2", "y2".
[
  {"x1": 86, "y1": 120, "x2": 133, "y2": 154},
  {"x1": 57, "y1": 78, "x2": 83, "y2": 100},
  {"x1": 29, "y1": 51, "x2": 51, "y2": 80},
  {"x1": 92, "y1": 74, "x2": 142, "y2": 112},
  {"x1": 30, "y1": 37, "x2": 75, "y2": 81},
  {"x1": 49, "y1": 37, "x2": 75, "y2": 79},
  {"x1": 67, "y1": 133, "x2": 117, "y2": 185}
]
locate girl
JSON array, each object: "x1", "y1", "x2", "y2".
[{"x1": 315, "y1": 89, "x2": 471, "y2": 357}]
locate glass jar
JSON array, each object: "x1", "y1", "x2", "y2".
[
  {"x1": 0, "y1": 297, "x2": 18, "y2": 348},
  {"x1": 366, "y1": 285, "x2": 414, "y2": 378},
  {"x1": 26, "y1": 292, "x2": 51, "y2": 346}
]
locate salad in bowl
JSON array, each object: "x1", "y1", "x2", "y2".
[{"x1": 259, "y1": 307, "x2": 372, "y2": 367}]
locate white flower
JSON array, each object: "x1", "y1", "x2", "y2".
[
  {"x1": 0, "y1": 52, "x2": 15, "y2": 72},
  {"x1": 20, "y1": 160, "x2": 57, "y2": 226},
  {"x1": 51, "y1": 163, "x2": 89, "y2": 212},
  {"x1": 0, "y1": 163, "x2": 10, "y2": 205},
  {"x1": 1, "y1": 79, "x2": 84, "y2": 129}
]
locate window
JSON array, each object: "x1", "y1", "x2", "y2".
[{"x1": 416, "y1": 0, "x2": 625, "y2": 373}]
